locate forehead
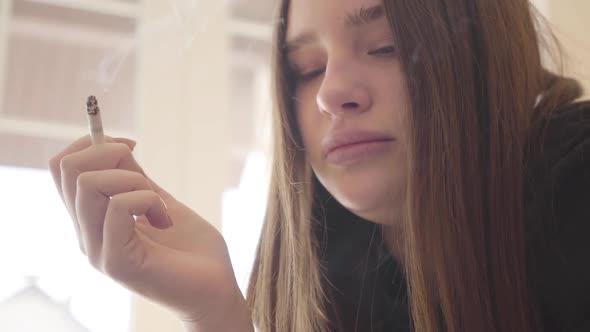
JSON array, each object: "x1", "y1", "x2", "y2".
[{"x1": 286, "y1": 0, "x2": 383, "y2": 36}]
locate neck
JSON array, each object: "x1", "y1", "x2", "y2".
[{"x1": 382, "y1": 223, "x2": 405, "y2": 266}]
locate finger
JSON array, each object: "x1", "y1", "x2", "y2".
[
  {"x1": 76, "y1": 169, "x2": 153, "y2": 263},
  {"x1": 55, "y1": 137, "x2": 172, "y2": 208},
  {"x1": 49, "y1": 135, "x2": 136, "y2": 203},
  {"x1": 101, "y1": 190, "x2": 171, "y2": 279},
  {"x1": 50, "y1": 135, "x2": 93, "y2": 205},
  {"x1": 57, "y1": 140, "x2": 136, "y2": 254},
  {"x1": 113, "y1": 137, "x2": 137, "y2": 149},
  {"x1": 62, "y1": 142, "x2": 144, "y2": 217}
]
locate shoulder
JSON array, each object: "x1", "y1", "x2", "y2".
[{"x1": 525, "y1": 101, "x2": 590, "y2": 331}]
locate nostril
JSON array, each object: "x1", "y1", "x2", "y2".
[{"x1": 342, "y1": 102, "x2": 359, "y2": 109}]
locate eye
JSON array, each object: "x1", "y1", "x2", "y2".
[
  {"x1": 296, "y1": 68, "x2": 325, "y2": 82},
  {"x1": 369, "y1": 46, "x2": 397, "y2": 57}
]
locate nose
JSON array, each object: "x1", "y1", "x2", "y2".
[{"x1": 316, "y1": 63, "x2": 372, "y2": 117}]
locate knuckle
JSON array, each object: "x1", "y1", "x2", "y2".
[
  {"x1": 102, "y1": 258, "x2": 132, "y2": 281},
  {"x1": 59, "y1": 155, "x2": 76, "y2": 174},
  {"x1": 87, "y1": 251, "x2": 102, "y2": 270},
  {"x1": 101, "y1": 259, "x2": 119, "y2": 278},
  {"x1": 76, "y1": 172, "x2": 94, "y2": 190},
  {"x1": 145, "y1": 190, "x2": 159, "y2": 202},
  {"x1": 108, "y1": 194, "x2": 128, "y2": 212},
  {"x1": 140, "y1": 190, "x2": 160, "y2": 207},
  {"x1": 78, "y1": 242, "x2": 88, "y2": 256},
  {"x1": 129, "y1": 171, "x2": 146, "y2": 184},
  {"x1": 49, "y1": 155, "x2": 61, "y2": 172},
  {"x1": 113, "y1": 142, "x2": 133, "y2": 156}
]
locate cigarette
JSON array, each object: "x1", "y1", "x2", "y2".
[{"x1": 86, "y1": 95, "x2": 105, "y2": 145}]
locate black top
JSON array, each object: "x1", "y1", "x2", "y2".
[{"x1": 315, "y1": 101, "x2": 590, "y2": 331}]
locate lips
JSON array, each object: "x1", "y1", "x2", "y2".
[{"x1": 322, "y1": 129, "x2": 395, "y2": 159}]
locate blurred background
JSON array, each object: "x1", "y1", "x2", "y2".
[{"x1": 0, "y1": 0, "x2": 587, "y2": 331}]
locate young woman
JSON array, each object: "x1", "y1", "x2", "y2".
[{"x1": 49, "y1": 0, "x2": 590, "y2": 331}]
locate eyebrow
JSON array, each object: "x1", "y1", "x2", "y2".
[
  {"x1": 345, "y1": 4, "x2": 385, "y2": 27},
  {"x1": 285, "y1": 4, "x2": 386, "y2": 53}
]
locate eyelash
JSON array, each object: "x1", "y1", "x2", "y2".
[
  {"x1": 368, "y1": 45, "x2": 397, "y2": 57},
  {"x1": 294, "y1": 46, "x2": 397, "y2": 82}
]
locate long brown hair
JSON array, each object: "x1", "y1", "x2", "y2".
[{"x1": 246, "y1": 0, "x2": 584, "y2": 331}]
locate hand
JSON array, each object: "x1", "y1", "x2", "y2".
[{"x1": 49, "y1": 135, "x2": 248, "y2": 327}]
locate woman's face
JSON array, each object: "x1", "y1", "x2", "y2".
[{"x1": 286, "y1": 0, "x2": 411, "y2": 225}]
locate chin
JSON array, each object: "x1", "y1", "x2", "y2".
[
  {"x1": 341, "y1": 198, "x2": 394, "y2": 225},
  {"x1": 323, "y1": 174, "x2": 398, "y2": 225}
]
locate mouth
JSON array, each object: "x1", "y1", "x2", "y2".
[
  {"x1": 329, "y1": 138, "x2": 393, "y2": 153},
  {"x1": 322, "y1": 130, "x2": 395, "y2": 165}
]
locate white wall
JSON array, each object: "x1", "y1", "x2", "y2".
[
  {"x1": 546, "y1": 1, "x2": 590, "y2": 98},
  {"x1": 129, "y1": 0, "x2": 230, "y2": 331}
]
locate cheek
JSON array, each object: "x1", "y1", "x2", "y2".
[
  {"x1": 294, "y1": 88, "x2": 324, "y2": 155},
  {"x1": 380, "y1": 68, "x2": 410, "y2": 111}
]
